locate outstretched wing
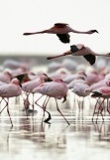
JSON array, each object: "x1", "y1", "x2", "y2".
[
  {"x1": 83, "y1": 54, "x2": 96, "y2": 65},
  {"x1": 56, "y1": 34, "x2": 70, "y2": 43}
]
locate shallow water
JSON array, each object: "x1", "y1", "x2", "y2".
[{"x1": 0, "y1": 96, "x2": 110, "y2": 160}]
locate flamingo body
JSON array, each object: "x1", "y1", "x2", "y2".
[
  {"x1": 33, "y1": 79, "x2": 68, "y2": 99},
  {"x1": 0, "y1": 78, "x2": 22, "y2": 97}
]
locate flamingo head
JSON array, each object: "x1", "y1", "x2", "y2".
[{"x1": 88, "y1": 29, "x2": 99, "y2": 34}]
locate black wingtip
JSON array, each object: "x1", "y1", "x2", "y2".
[
  {"x1": 56, "y1": 34, "x2": 70, "y2": 43},
  {"x1": 83, "y1": 54, "x2": 96, "y2": 65},
  {"x1": 23, "y1": 33, "x2": 31, "y2": 36}
]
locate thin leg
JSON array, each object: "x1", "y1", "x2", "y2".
[
  {"x1": 42, "y1": 97, "x2": 50, "y2": 116},
  {"x1": 107, "y1": 98, "x2": 110, "y2": 115},
  {"x1": 35, "y1": 95, "x2": 48, "y2": 116},
  {"x1": 81, "y1": 97, "x2": 84, "y2": 120},
  {"x1": 32, "y1": 93, "x2": 35, "y2": 116},
  {"x1": 35, "y1": 94, "x2": 44, "y2": 104},
  {"x1": 32, "y1": 93, "x2": 34, "y2": 110},
  {"x1": 55, "y1": 98, "x2": 70, "y2": 125},
  {"x1": 35, "y1": 95, "x2": 52, "y2": 123},
  {"x1": 96, "y1": 98, "x2": 105, "y2": 123},
  {"x1": 4, "y1": 98, "x2": 13, "y2": 127},
  {"x1": 92, "y1": 97, "x2": 100, "y2": 122},
  {"x1": 0, "y1": 105, "x2": 7, "y2": 114},
  {"x1": 0, "y1": 98, "x2": 8, "y2": 114}
]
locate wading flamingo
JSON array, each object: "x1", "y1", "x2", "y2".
[
  {"x1": 47, "y1": 44, "x2": 110, "y2": 65},
  {"x1": 91, "y1": 86, "x2": 110, "y2": 123},
  {"x1": 23, "y1": 23, "x2": 98, "y2": 43},
  {"x1": 0, "y1": 78, "x2": 22, "y2": 127},
  {"x1": 33, "y1": 78, "x2": 70, "y2": 125},
  {"x1": 22, "y1": 73, "x2": 52, "y2": 111}
]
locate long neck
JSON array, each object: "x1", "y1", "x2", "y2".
[
  {"x1": 70, "y1": 28, "x2": 91, "y2": 34},
  {"x1": 93, "y1": 52, "x2": 110, "y2": 57},
  {"x1": 47, "y1": 50, "x2": 72, "y2": 60},
  {"x1": 23, "y1": 30, "x2": 48, "y2": 35}
]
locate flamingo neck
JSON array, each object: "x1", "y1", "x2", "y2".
[
  {"x1": 70, "y1": 29, "x2": 90, "y2": 34},
  {"x1": 47, "y1": 50, "x2": 72, "y2": 60}
]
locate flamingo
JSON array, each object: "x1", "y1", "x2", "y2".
[
  {"x1": 91, "y1": 86, "x2": 110, "y2": 122},
  {"x1": 0, "y1": 78, "x2": 22, "y2": 127},
  {"x1": 22, "y1": 73, "x2": 52, "y2": 113},
  {"x1": 0, "y1": 71, "x2": 12, "y2": 83},
  {"x1": 3, "y1": 59, "x2": 29, "y2": 71},
  {"x1": 23, "y1": 23, "x2": 98, "y2": 43},
  {"x1": 71, "y1": 82, "x2": 90, "y2": 113},
  {"x1": 47, "y1": 44, "x2": 110, "y2": 65},
  {"x1": 33, "y1": 78, "x2": 70, "y2": 125}
]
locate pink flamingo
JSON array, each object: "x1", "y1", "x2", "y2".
[
  {"x1": 0, "y1": 71, "x2": 12, "y2": 83},
  {"x1": 0, "y1": 78, "x2": 22, "y2": 127},
  {"x1": 47, "y1": 44, "x2": 110, "y2": 65},
  {"x1": 33, "y1": 78, "x2": 70, "y2": 125},
  {"x1": 86, "y1": 70, "x2": 104, "y2": 85},
  {"x1": 22, "y1": 73, "x2": 52, "y2": 112},
  {"x1": 23, "y1": 23, "x2": 98, "y2": 43},
  {"x1": 91, "y1": 86, "x2": 110, "y2": 122},
  {"x1": 3, "y1": 59, "x2": 28, "y2": 71},
  {"x1": 71, "y1": 82, "x2": 90, "y2": 117}
]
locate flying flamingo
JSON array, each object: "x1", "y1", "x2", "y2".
[
  {"x1": 0, "y1": 78, "x2": 22, "y2": 127},
  {"x1": 23, "y1": 23, "x2": 98, "y2": 43},
  {"x1": 47, "y1": 44, "x2": 110, "y2": 65},
  {"x1": 33, "y1": 78, "x2": 70, "y2": 125}
]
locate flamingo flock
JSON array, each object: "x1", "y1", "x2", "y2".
[
  {"x1": 0, "y1": 57, "x2": 109, "y2": 127},
  {"x1": 0, "y1": 22, "x2": 110, "y2": 127}
]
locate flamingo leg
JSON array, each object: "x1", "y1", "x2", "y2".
[
  {"x1": 0, "y1": 98, "x2": 8, "y2": 114},
  {"x1": 81, "y1": 97, "x2": 84, "y2": 120},
  {"x1": 0, "y1": 105, "x2": 7, "y2": 114},
  {"x1": 96, "y1": 98, "x2": 105, "y2": 123},
  {"x1": 99, "y1": 103, "x2": 104, "y2": 121},
  {"x1": 92, "y1": 97, "x2": 100, "y2": 122},
  {"x1": 35, "y1": 94, "x2": 44, "y2": 104},
  {"x1": 32, "y1": 93, "x2": 35, "y2": 115},
  {"x1": 55, "y1": 98, "x2": 70, "y2": 125},
  {"x1": 0, "y1": 98, "x2": 4, "y2": 105},
  {"x1": 35, "y1": 95, "x2": 51, "y2": 123},
  {"x1": 42, "y1": 97, "x2": 50, "y2": 116},
  {"x1": 4, "y1": 98, "x2": 13, "y2": 127},
  {"x1": 76, "y1": 97, "x2": 81, "y2": 119},
  {"x1": 22, "y1": 92, "x2": 30, "y2": 111},
  {"x1": 107, "y1": 98, "x2": 110, "y2": 115}
]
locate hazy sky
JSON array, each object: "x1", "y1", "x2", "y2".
[{"x1": 0, "y1": 0, "x2": 110, "y2": 55}]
